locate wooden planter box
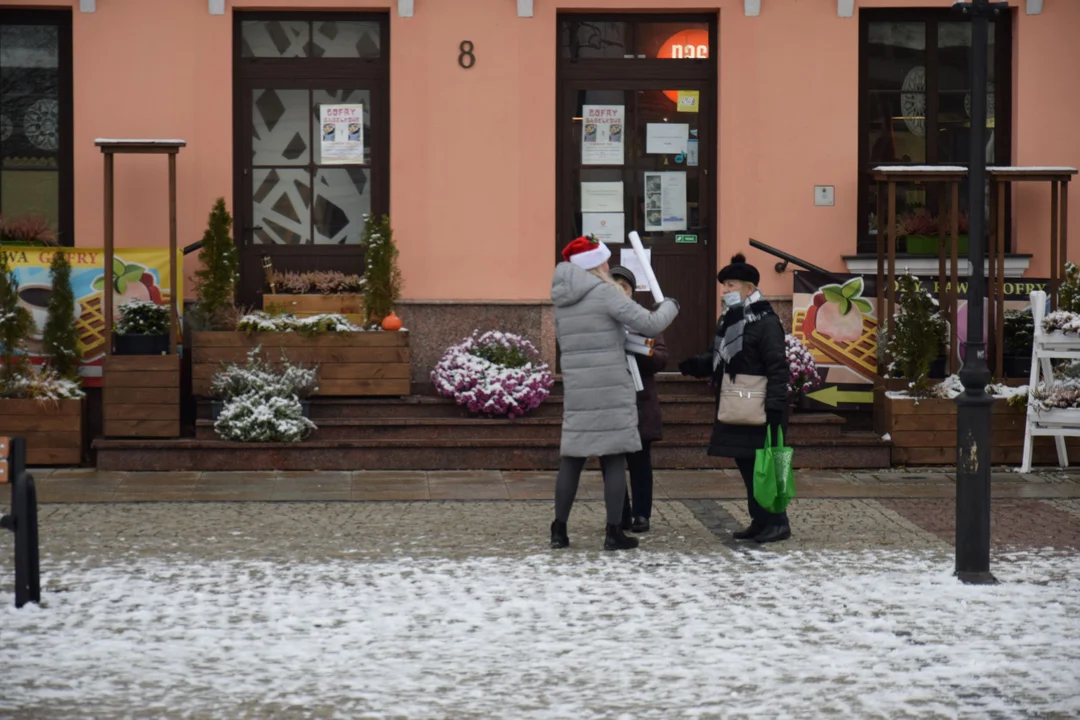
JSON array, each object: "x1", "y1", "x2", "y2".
[
  {"x1": 876, "y1": 392, "x2": 1080, "y2": 465},
  {"x1": 192, "y1": 331, "x2": 410, "y2": 397},
  {"x1": 0, "y1": 398, "x2": 83, "y2": 465},
  {"x1": 103, "y1": 355, "x2": 181, "y2": 438},
  {"x1": 263, "y1": 294, "x2": 365, "y2": 325}
]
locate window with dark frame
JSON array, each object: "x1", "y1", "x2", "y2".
[
  {"x1": 0, "y1": 9, "x2": 73, "y2": 246},
  {"x1": 857, "y1": 9, "x2": 1012, "y2": 255},
  {"x1": 235, "y1": 13, "x2": 389, "y2": 247}
]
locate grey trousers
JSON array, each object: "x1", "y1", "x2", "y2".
[{"x1": 554, "y1": 454, "x2": 627, "y2": 525}]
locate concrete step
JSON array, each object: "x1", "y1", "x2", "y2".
[
  {"x1": 194, "y1": 412, "x2": 848, "y2": 442},
  {"x1": 94, "y1": 433, "x2": 890, "y2": 472}
]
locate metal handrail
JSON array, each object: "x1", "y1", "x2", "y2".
[{"x1": 748, "y1": 238, "x2": 844, "y2": 284}]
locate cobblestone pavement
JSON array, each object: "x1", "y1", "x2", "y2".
[{"x1": 3, "y1": 475, "x2": 1080, "y2": 718}]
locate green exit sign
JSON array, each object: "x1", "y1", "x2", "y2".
[{"x1": 675, "y1": 234, "x2": 698, "y2": 244}]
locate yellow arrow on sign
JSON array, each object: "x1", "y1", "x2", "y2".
[{"x1": 807, "y1": 386, "x2": 874, "y2": 407}]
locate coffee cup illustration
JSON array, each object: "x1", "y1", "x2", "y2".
[{"x1": 17, "y1": 283, "x2": 82, "y2": 339}]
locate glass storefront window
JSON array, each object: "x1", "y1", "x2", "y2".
[{"x1": 0, "y1": 16, "x2": 69, "y2": 243}]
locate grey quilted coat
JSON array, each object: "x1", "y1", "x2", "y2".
[{"x1": 551, "y1": 262, "x2": 679, "y2": 458}]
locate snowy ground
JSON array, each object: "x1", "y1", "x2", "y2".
[{"x1": 2, "y1": 547, "x2": 1079, "y2": 719}]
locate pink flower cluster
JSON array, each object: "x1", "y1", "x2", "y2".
[
  {"x1": 785, "y1": 334, "x2": 823, "y2": 402},
  {"x1": 431, "y1": 330, "x2": 555, "y2": 418}
]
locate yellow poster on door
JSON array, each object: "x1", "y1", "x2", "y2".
[{"x1": 676, "y1": 90, "x2": 700, "y2": 113}]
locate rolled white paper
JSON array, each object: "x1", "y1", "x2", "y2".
[
  {"x1": 626, "y1": 332, "x2": 654, "y2": 347},
  {"x1": 628, "y1": 231, "x2": 664, "y2": 306},
  {"x1": 625, "y1": 340, "x2": 654, "y2": 356}
]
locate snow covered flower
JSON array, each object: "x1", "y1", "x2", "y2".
[
  {"x1": 785, "y1": 334, "x2": 822, "y2": 404},
  {"x1": 431, "y1": 331, "x2": 554, "y2": 418},
  {"x1": 214, "y1": 390, "x2": 315, "y2": 442}
]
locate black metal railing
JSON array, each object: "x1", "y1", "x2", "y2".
[
  {"x1": 1, "y1": 436, "x2": 41, "y2": 608},
  {"x1": 749, "y1": 238, "x2": 843, "y2": 285}
]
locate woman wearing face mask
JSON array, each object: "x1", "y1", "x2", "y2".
[{"x1": 677, "y1": 254, "x2": 791, "y2": 544}]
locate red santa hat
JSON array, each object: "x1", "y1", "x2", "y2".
[{"x1": 561, "y1": 235, "x2": 612, "y2": 270}]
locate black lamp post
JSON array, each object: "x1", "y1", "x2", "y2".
[{"x1": 952, "y1": 0, "x2": 1007, "y2": 585}]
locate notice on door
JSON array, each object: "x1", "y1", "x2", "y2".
[
  {"x1": 619, "y1": 247, "x2": 653, "y2": 293},
  {"x1": 645, "y1": 123, "x2": 689, "y2": 155},
  {"x1": 581, "y1": 105, "x2": 625, "y2": 165},
  {"x1": 582, "y1": 213, "x2": 624, "y2": 245},
  {"x1": 581, "y1": 181, "x2": 624, "y2": 213},
  {"x1": 644, "y1": 172, "x2": 688, "y2": 232},
  {"x1": 319, "y1": 104, "x2": 365, "y2": 164}
]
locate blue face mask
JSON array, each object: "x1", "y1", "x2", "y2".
[{"x1": 723, "y1": 291, "x2": 742, "y2": 308}]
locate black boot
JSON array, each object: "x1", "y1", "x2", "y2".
[
  {"x1": 631, "y1": 516, "x2": 650, "y2": 533},
  {"x1": 604, "y1": 523, "x2": 639, "y2": 551},
  {"x1": 733, "y1": 523, "x2": 763, "y2": 540},
  {"x1": 753, "y1": 524, "x2": 792, "y2": 544},
  {"x1": 550, "y1": 520, "x2": 569, "y2": 549}
]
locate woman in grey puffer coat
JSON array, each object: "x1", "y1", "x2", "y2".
[{"x1": 550, "y1": 236, "x2": 679, "y2": 551}]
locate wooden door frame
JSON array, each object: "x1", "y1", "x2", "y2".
[
  {"x1": 231, "y1": 11, "x2": 390, "y2": 307},
  {"x1": 555, "y1": 13, "x2": 719, "y2": 361}
]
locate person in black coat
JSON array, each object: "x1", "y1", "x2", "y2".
[
  {"x1": 609, "y1": 265, "x2": 667, "y2": 533},
  {"x1": 678, "y1": 254, "x2": 792, "y2": 544}
]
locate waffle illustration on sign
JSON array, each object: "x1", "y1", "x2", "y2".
[
  {"x1": 75, "y1": 293, "x2": 106, "y2": 360},
  {"x1": 799, "y1": 277, "x2": 879, "y2": 381}
]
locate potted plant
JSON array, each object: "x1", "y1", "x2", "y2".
[
  {"x1": 209, "y1": 346, "x2": 318, "y2": 419},
  {"x1": 0, "y1": 214, "x2": 57, "y2": 246},
  {"x1": 785, "y1": 334, "x2": 823, "y2": 409},
  {"x1": 897, "y1": 210, "x2": 970, "y2": 255},
  {"x1": 432, "y1": 330, "x2": 554, "y2": 418},
  {"x1": 883, "y1": 273, "x2": 946, "y2": 397},
  {"x1": 1002, "y1": 309, "x2": 1034, "y2": 378},
  {"x1": 42, "y1": 250, "x2": 82, "y2": 380},
  {"x1": 115, "y1": 299, "x2": 171, "y2": 355},
  {"x1": 264, "y1": 270, "x2": 365, "y2": 318},
  {"x1": 361, "y1": 213, "x2": 403, "y2": 326},
  {"x1": 0, "y1": 251, "x2": 84, "y2": 464},
  {"x1": 191, "y1": 198, "x2": 239, "y2": 330}
]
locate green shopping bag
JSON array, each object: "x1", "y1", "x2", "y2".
[{"x1": 753, "y1": 426, "x2": 796, "y2": 514}]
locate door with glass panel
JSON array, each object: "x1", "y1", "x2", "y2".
[
  {"x1": 557, "y1": 16, "x2": 717, "y2": 369},
  {"x1": 234, "y1": 14, "x2": 388, "y2": 306}
]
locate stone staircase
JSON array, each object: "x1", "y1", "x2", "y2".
[{"x1": 94, "y1": 376, "x2": 890, "y2": 471}]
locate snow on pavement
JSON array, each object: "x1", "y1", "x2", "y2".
[{"x1": 2, "y1": 549, "x2": 1079, "y2": 719}]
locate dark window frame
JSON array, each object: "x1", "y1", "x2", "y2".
[
  {"x1": 856, "y1": 7, "x2": 1013, "y2": 254},
  {"x1": 231, "y1": 11, "x2": 390, "y2": 304},
  {"x1": 0, "y1": 8, "x2": 74, "y2": 246}
]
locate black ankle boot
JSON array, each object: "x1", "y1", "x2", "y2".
[
  {"x1": 733, "y1": 523, "x2": 764, "y2": 540},
  {"x1": 604, "y1": 523, "x2": 639, "y2": 551},
  {"x1": 631, "y1": 516, "x2": 650, "y2": 533},
  {"x1": 550, "y1": 520, "x2": 569, "y2": 548}
]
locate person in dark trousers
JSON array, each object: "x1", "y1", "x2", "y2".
[
  {"x1": 549, "y1": 236, "x2": 680, "y2": 551},
  {"x1": 677, "y1": 254, "x2": 792, "y2": 544},
  {"x1": 609, "y1": 265, "x2": 667, "y2": 534}
]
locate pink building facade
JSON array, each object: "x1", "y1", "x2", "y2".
[{"x1": 1, "y1": 0, "x2": 1077, "y2": 373}]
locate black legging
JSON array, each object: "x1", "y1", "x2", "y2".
[
  {"x1": 735, "y1": 456, "x2": 789, "y2": 528},
  {"x1": 621, "y1": 441, "x2": 654, "y2": 521},
  {"x1": 554, "y1": 454, "x2": 626, "y2": 525}
]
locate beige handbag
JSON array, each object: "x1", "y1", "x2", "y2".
[{"x1": 716, "y1": 374, "x2": 768, "y2": 426}]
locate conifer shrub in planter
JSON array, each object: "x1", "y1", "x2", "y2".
[
  {"x1": 114, "y1": 299, "x2": 171, "y2": 355},
  {"x1": 882, "y1": 273, "x2": 946, "y2": 397},
  {"x1": 190, "y1": 198, "x2": 239, "y2": 331},
  {"x1": 1002, "y1": 309, "x2": 1034, "y2": 378},
  {"x1": 361, "y1": 214, "x2": 403, "y2": 326},
  {"x1": 0, "y1": 250, "x2": 84, "y2": 464}
]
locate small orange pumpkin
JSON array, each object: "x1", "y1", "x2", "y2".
[{"x1": 381, "y1": 311, "x2": 403, "y2": 331}]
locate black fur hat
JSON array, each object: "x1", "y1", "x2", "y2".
[
  {"x1": 608, "y1": 265, "x2": 637, "y2": 290},
  {"x1": 716, "y1": 253, "x2": 760, "y2": 286}
]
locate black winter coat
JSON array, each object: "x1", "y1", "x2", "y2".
[
  {"x1": 634, "y1": 332, "x2": 667, "y2": 443},
  {"x1": 680, "y1": 303, "x2": 789, "y2": 459}
]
